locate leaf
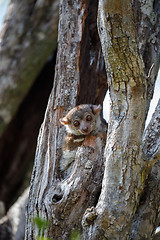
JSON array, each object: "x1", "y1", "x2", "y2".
[
  {"x1": 37, "y1": 236, "x2": 51, "y2": 240},
  {"x1": 70, "y1": 229, "x2": 81, "y2": 240},
  {"x1": 33, "y1": 216, "x2": 50, "y2": 231}
]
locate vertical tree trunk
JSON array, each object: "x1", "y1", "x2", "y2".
[
  {"x1": 25, "y1": 0, "x2": 107, "y2": 239},
  {"x1": 85, "y1": 1, "x2": 147, "y2": 238},
  {"x1": 25, "y1": 0, "x2": 160, "y2": 239},
  {"x1": 82, "y1": 0, "x2": 159, "y2": 239},
  {"x1": 130, "y1": 99, "x2": 160, "y2": 239},
  {"x1": 0, "y1": 0, "x2": 59, "y2": 136}
]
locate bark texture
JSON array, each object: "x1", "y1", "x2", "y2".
[
  {"x1": 130, "y1": 99, "x2": 160, "y2": 239},
  {"x1": 25, "y1": 0, "x2": 160, "y2": 239},
  {"x1": 82, "y1": 0, "x2": 160, "y2": 239},
  {"x1": 25, "y1": 0, "x2": 107, "y2": 239},
  {"x1": 133, "y1": 0, "x2": 160, "y2": 116},
  {"x1": 0, "y1": 0, "x2": 59, "y2": 136},
  {"x1": 89, "y1": 0, "x2": 147, "y2": 238}
]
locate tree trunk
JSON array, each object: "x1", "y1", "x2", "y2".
[
  {"x1": 25, "y1": 0, "x2": 160, "y2": 239},
  {"x1": 25, "y1": 0, "x2": 107, "y2": 239},
  {"x1": 0, "y1": 0, "x2": 59, "y2": 136},
  {"x1": 130, "y1": 99, "x2": 160, "y2": 239},
  {"x1": 0, "y1": 0, "x2": 58, "y2": 209},
  {"x1": 0, "y1": 188, "x2": 29, "y2": 240},
  {"x1": 0, "y1": 54, "x2": 55, "y2": 208}
]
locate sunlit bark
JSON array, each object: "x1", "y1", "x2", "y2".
[{"x1": 25, "y1": 0, "x2": 160, "y2": 239}]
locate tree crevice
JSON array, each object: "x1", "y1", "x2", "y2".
[{"x1": 77, "y1": 0, "x2": 107, "y2": 106}]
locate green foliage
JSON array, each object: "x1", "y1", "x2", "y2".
[
  {"x1": 33, "y1": 216, "x2": 81, "y2": 240},
  {"x1": 33, "y1": 217, "x2": 50, "y2": 233},
  {"x1": 37, "y1": 236, "x2": 51, "y2": 240},
  {"x1": 70, "y1": 229, "x2": 81, "y2": 240},
  {"x1": 33, "y1": 216, "x2": 51, "y2": 240}
]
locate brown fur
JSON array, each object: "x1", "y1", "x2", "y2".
[{"x1": 59, "y1": 104, "x2": 107, "y2": 177}]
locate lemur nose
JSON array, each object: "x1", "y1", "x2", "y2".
[{"x1": 82, "y1": 127, "x2": 88, "y2": 133}]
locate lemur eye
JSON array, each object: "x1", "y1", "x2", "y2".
[
  {"x1": 86, "y1": 115, "x2": 92, "y2": 121},
  {"x1": 73, "y1": 120, "x2": 80, "y2": 127}
]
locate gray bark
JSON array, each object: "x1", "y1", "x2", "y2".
[
  {"x1": 130, "y1": 99, "x2": 160, "y2": 239},
  {"x1": 25, "y1": 0, "x2": 107, "y2": 239},
  {"x1": 8, "y1": 188, "x2": 29, "y2": 240},
  {"x1": 0, "y1": 0, "x2": 59, "y2": 136},
  {"x1": 83, "y1": 0, "x2": 160, "y2": 239},
  {"x1": 25, "y1": 0, "x2": 160, "y2": 239},
  {"x1": 0, "y1": 188, "x2": 29, "y2": 240},
  {"x1": 133, "y1": 0, "x2": 160, "y2": 116}
]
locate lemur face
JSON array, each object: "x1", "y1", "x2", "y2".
[{"x1": 60, "y1": 104, "x2": 101, "y2": 135}]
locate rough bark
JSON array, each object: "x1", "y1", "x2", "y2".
[
  {"x1": 88, "y1": 0, "x2": 147, "y2": 238},
  {"x1": 133, "y1": 0, "x2": 160, "y2": 117},
  {"x1": 0, "y1": 0, "x2": 59, "y2": 136},
  {"x1": 25, "y1": 0, "x2": 107, "y2": 239},
  {"x1": 130, "y1": 99, "x2": 160, "y2": 239},
  {"x1": 82, "y1": 0, "x2": 160, "y2": 239},
  {"x1": 25, "y1": 0, "x2": 160, "y2": 239},
  {"x1": 153, "y1": 230, "x2": 160, "y2": 240}
]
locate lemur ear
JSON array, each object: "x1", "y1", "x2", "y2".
[
  {"x1": 92, "y1": 104, "x2": 101, "y2": 114},
  {"x1": 60, "y1": 117, "x2": 69, "y2": 125}
]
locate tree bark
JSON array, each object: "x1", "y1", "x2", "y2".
[
  {"x1": 130, "y1": 99, "x2": 160, "y2": 239},
  {"x1": 82, "y1": 0, "x2": 160, "y2": 239},
  {"x1": 0, "y1": 188, "x2": 29, "y2": 240},
  {"x1": 0, "y1": 53, "x2": 56, "y2": 209},
  {"x1": 25, "y1": 0, "x2": 107, "y2": 239},
  {"x1": 88, "y1": 0, "x2": 147, "y2": 238},
  {"x1": 0, "y1": 0, "x2": 59, "y2": 136},
  {"x1": 83, "y1": 0, "x2": 159, "y2": 239},
  {"x1": 133, "y1": 0, "x2": 160, "y2": 116},
  {"x1": 25, "y1": 0, "x2": 160, "y2": 239},
  {"x1": 0, "y1": 0, "x2": 58, "y2": 209}
]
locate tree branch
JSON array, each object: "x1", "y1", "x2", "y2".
[
  {"x1": 0, "y1": 188, "x2": 29, "y2": 240},
  {"x1": 133, "y1": 0, "x2": 160, "y2": 117},
  {"x1": 143, "y1": 99, "x2": 160, "y2": 166},
  {"x1": 83, "y1": 0, "x2": 153, "y2": 238},
  {"x1": 25, "y1": 0, "x2": 107, "y2": 239},
  {"x1": 130, "y1": 99, "x2": 160, "y2": 239},
  {"x1": 130, "y1": 157, "x2": 160, "y2": 239},
  {"x1": 0, "y1": 0, "x2": 59, "y2": 136}
]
